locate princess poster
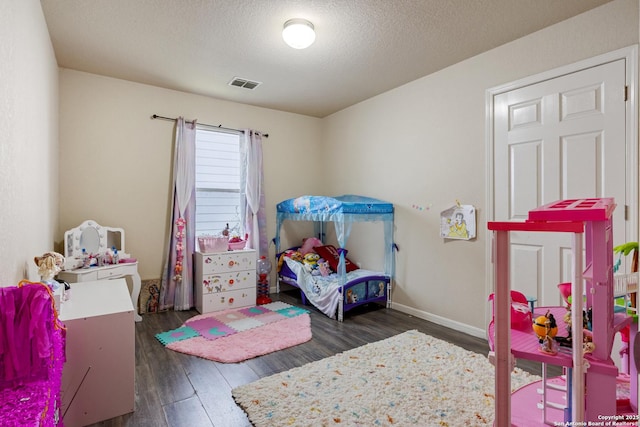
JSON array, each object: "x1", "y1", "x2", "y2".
[{"x1": 440, "y1": 204, "x2": 476, "y2": 240}]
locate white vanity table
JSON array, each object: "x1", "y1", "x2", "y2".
[{"x1": 57, "y1": 219, "x2": 142, "y2": 322}]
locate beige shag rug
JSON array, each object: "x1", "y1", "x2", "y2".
[{"x1": 232, "y1": 329, "x2": 539, "y2": 426}]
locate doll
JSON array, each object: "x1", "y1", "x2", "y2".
[{"x1": 34, "y1": 251, "x2": 65, "y2": 290}]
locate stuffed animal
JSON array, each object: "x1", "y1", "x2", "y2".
[
  {"x1": 299, "y1": 237, "x2": 323, "y2": 255},
  {"x1": 346, "y1": 289, "x2": 358, "y2": 304},
  {"x1": 277, "y1": 249, "x2": 303, "y2": 272},
  {"x1": 303, "y1": 252, "x2": 320, "y2": 273},
  {"x1": 317, "y1": 258, "x2": 331, "y2": 277}
]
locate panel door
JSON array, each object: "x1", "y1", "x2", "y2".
[{"x1": 494, "y1": 59, "x2": 627, "y2": 306}]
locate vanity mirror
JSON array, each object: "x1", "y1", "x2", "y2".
[
  {"x1": 60, "y1": 219, "x2": 142, "y2": 322},
  {"x1": 64, "y1": 220, "x2": 125, "y2": 259}
]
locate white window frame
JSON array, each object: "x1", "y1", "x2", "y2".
[{"x1": 194, "y1": 127, "x2": 244, "y2": 240}]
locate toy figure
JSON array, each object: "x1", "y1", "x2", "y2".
[
  {"x1": 346, "y1": 289, "x2": 358, "y2": 304},
  {"x1": 540, "y1": 335, "x2": 558, "y2": 355},
  {"x1": 532, "y1": 310, "x2": 558, "y2": 355},
  {"x1": 303, "y1": 252, "x2": 320, "y2": 273},
  {"x1": 555, "y1": 308, "x2": 591, "y2": 348},
  {"x1": 146, "y1": 284, "x2": 160, "y2": 313},
  {"x1": 317, "y1": 258, "x2": 331, "y2": 277}
]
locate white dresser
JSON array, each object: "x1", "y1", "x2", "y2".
[{"x1": 194, "y1": 249, "x2": 256, "y2": 313}]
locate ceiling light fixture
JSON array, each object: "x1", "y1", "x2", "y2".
[{"x1": 282, "y1": 18, "x2": 315, "y2": 49}]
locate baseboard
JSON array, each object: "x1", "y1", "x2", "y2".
[
  {"x1": 274, "y1": 283, "x2": 487, "y2": 340},
  {"x1": 391, "y1": 301, "x2": 486, "y2": 340}
]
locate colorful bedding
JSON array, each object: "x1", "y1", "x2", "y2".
[
  {"x1": 275, "y1": 194, "x2": 395, "y2": 321},
  {"x1": 283, "y1": 258, "x2": 387, "y2": 318}
]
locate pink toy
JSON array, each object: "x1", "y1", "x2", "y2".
[
  {"x1": 557, "y1": 282, "x2": 572, "y2": 307},
  {"x1": 299, "y1": 237, "x2": 323, "y2": 255},
  {"x1": 488, "y1": 290, "x2": 532, "y2": 331},
  {"x1": 488, "y1": 198, "x2": 637, "y2": 425}
]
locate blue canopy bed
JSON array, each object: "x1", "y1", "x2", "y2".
[{"x1": 274, "y1": 195, "x2": 395, "y2": 321}]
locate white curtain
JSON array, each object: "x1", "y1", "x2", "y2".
[
  {"x1": 159, "y1": 117, "x2": 197, "y2": 311},
  {"x1": 240, "y1": 130, "x2": 268, "y2": 258}
]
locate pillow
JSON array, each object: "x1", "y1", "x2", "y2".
[
  {"x1": 313, "y1": 245, "x2": 359, "y2": 273},
  {"x1": 299, "y1": 237, "x2": 323, "y2": 255}
]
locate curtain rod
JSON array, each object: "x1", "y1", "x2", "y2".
[{"x1": 151, "y1": 114, "x2": 269, "y2": 138}]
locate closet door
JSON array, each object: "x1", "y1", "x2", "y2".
[{"x1": 493, "y1": 59, "x2": 628, "y2": 306}]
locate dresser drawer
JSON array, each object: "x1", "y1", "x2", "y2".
[
  {"x1": 200, "y1": 287, "x2": 256, "y2": 313},
  {"x1": 200, "y1": 270, "x2": 255, "y2": 294},
  {"x1": 198, "y1": 250, "x2": 256, "y2": 275},
  {"x1": 58, "y1": 269, "x2": 98, "y2": 282},
  {"x1": 97, "y1": 268, "x2": 124, "y2": 280}
]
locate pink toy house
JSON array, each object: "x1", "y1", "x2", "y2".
[{"x1": 487, "y1": 198, "x2": 637, "y2": 425}]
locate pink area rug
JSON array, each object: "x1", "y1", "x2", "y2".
[{"x1": 159, "y1": 302, "x2": 312, "y2": 363}]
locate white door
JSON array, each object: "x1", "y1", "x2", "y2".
[{"x1": 493, "y1": 59, "x2": 628, "y2": 307}]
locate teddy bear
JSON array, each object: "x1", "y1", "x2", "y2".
[{"x1": 299, "y1": 237, "x2": 323, "y2": 255}]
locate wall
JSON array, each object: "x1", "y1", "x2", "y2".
[
  {"x1": 58, "y1": 70, "x2": 323, "y2": 280},
  {"x1": 323, "y1": 0, "x2": 639, "y2": 335},
  {"x1": 54, "y1": 0, "x2": 640, "y2": 336},
  {"x1": 0, "y1": 0, "x2": 59, "y2": 286}
]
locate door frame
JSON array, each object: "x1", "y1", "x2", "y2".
[{"x1": 484, "y1": 45, "x2": 638, "y2": 324}]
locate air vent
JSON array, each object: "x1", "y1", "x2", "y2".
[{"x1": 228, "y1": 77, "x2": 261, "y2": 90}]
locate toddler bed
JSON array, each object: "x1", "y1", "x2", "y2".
[{"x1": 275, "y1": 195, "x2": 395, "y2": 321}]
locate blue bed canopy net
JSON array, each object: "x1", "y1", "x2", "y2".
[{"x1": 275, "y1": 195, "x2": 395, "y2": 278}]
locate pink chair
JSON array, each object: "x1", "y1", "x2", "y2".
[{"x1": 488, "y1": 290, "x2": 532, "y2": 332}]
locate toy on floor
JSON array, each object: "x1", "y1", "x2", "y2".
[{"x1": 256, "y1": 256, "x2": 273, "y2": 305}]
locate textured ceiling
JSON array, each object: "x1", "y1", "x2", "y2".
[{"x1": 40, "y1": 0, "x2": 612, "y2": 118}]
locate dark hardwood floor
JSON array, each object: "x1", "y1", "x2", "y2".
[{"x1": 85, "y1": 286, "x2": 549, "y2": 427}]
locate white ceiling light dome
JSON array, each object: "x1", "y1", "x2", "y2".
[{"x1": 282, "y1": 18, "x2": 316, "y2": 49}]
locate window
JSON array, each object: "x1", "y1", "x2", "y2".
[{"x1": 195, "y1": 127, "x2": 243, "y2": 239}]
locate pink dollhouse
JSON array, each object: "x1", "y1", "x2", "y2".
[{"x1": 488, "y1": 198, "x2": 638, "y2": 425}]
